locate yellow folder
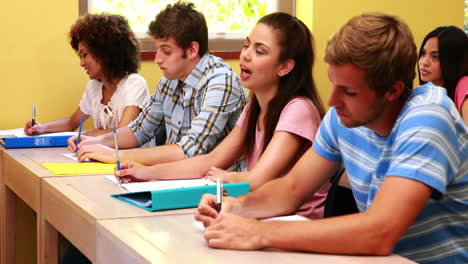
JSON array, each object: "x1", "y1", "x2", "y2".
[{"x1": 43, "y1": 163, "x2": 116, "y2": 175}]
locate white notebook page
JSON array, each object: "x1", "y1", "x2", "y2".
[{"x1": 105, "y1": 175, "x2": 215, "y2": 192}]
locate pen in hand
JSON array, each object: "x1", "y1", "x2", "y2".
[
  {"x1": 31, "y1": 104, "x2": 37, "y2": 135},
  {"x1": 75, "y1": 116, "x2": 85, "y2": 153},
  {"x1": 216, "y1": 177, "x2": 222, "y2": 213},
  {"x1": 113, "y1": 129, "x2": 122, "y2": 183}
]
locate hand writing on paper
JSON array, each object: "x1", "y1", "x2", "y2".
[
  {"x1": 195, "y1": 194, "x2": 239, "y2": 228},
  {"x1": 115, "y1": 160, "x2": 154, "y2": 183},
  {"x1": 24, "y1": 120, "x2": 45, "y2": 135},
  {"x1": 204, "y1": 167, "x2": 230, "y2": 182},
  {"x1": 67, "y1": 134, "x2": 98, "y2": 152},
  {"x1": 75, "y1": 144, "x2": 116, "y2": 163},
  {"x1": 204, "y1": 167, "x2": 248, "y2": 186},
  {"x1": 204, "y1": 213, "x2": 264, "y2": 250}
]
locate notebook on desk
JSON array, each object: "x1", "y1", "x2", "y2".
[
  {"x1": 0, "y1": 130, "x2": 76, "y2": 148},
  {"x1": 43, "y1": 163, "x2": 116, "y2": 175},
  {"x1": 106, "y1": 176, "x2": 250, "y2": 211}
]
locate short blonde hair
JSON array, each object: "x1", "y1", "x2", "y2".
[{"x1": 325, "y1": 13, "x2": 417, "y2": 98}]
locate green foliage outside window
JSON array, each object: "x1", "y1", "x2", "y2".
[
  {"x1": 465, "y1": 0, "x2": 467, "y2": 33},
  {"x1": 91, "y1": 0, "x2": 268, "y2": 34}
]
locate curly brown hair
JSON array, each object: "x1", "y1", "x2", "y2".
[
  {"x1": 325, "y1": 13, "x2": 417, "y2": 100},
  {"x1": 69, "y1": 13, "x2": 140, "y2": 82},
  {"x1": 147, "y1": 1, "x2": 208, "y2": 57}
]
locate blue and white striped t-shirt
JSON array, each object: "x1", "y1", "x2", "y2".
[{"x1": 313, "y1": 83, "x2": 468, "y2": 264}]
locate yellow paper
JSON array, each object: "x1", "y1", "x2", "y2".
[{"x1": 43, "y1": 163, "x2": 116, "y2": 175}]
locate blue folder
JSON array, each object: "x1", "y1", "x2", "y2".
[
  {"x1": 0, "y1": 135, "x2": 72, "y2": 148},
  {"x1": 111, "y1": 182, "x2": 249, "y2": 211}
]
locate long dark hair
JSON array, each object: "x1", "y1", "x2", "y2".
[
  {"x1": 244, "y1": 12, "x2": 325, "y2": 157},
  {"x1": 418, "y1": 26, "x2": 468, "y2": 99}
]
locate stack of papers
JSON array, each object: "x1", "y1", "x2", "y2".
[
  {"x1": 193, "y1": 215, "x2": 308, "y2": 231},
  {"x1": 105, "y1": 175, "x2": 215, "y2": 192},
  {"x1": 0, "y1": 129, "x2": 77, "y2": 138}
]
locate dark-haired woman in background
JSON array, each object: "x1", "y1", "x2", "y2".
[
  {"x1": 115, "y1": 12, "x2": 331, "y2": 219},
  {"x1": 24, "y1": 13, "x2": 149, "y2": 136},
  {"x1": 419, "y1": 26, "x2": 468, "y2": 125}
]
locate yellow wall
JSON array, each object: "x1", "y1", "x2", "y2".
[
  {"x1": 310, "y1": 0, "x2": 464, "y2": 105},
  {"x1": 0, "y1": 1, "x2": 85, "y2": 129}
]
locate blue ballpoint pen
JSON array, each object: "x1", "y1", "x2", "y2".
[{"x1": 75, "y1": 117, "x2": 85, "y2": 153}]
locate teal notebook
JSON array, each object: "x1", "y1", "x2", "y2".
[{"x1": 111, "y1": 182, "x2": 249, "y2": 211}]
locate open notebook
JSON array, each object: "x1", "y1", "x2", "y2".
[{"x1": 105, "y1": 175, "x2": 216, "y2": 192}]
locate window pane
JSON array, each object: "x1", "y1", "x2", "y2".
[{"x1": 89, "y1": 0, "x2": 271, "y2": 38}]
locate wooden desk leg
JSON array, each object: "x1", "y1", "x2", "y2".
[
  {"x1": 37, "y1": 209, "x2": 58, "y2": 264},
  {"x1": 0, "y1": 150, "x2": 2, "y2": 264},
  {"x1": 1, "y1": 186, "x2": 17, "y2": 264}
]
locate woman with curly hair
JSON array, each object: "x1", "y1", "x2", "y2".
[{"x1": 24, "y1": 13, "x2": 149, "y2": 136}]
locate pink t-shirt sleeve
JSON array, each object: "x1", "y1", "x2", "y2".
[
  {"x1": 275, "y1": 97, "x2": 321, "y2": 142},
  {"x1": 236, "y1": 102, "x2": 250, "y2": 128},
  {"x1": 455, "y1": 76, "x2": 468, "y2": 112}
]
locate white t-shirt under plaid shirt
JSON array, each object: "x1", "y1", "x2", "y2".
[{"x1": 129, "y1": 54, "x2": 248, "y2": 164}]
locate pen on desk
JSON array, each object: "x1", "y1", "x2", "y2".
[
  {"x1": 216, "y1": 177, "x2": 222, "y2": 213},
  {"x1": 113, "y1": 129, "x2": 122, "y2": 183},
  {"x1": 75, "y1": 116, "x2": 85, "y2": 153},
  {"x1": 31, "y1": 104, "x2": 37, "y2": 135}
]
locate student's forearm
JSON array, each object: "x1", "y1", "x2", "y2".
[
  {"x1": 96, "y1": 127, "x2": 138, "y2": 148},
  {"x1": 257, "y1": 212, "x2": 394, "y2": 255},
  {"x1": 237, "y1": 150, "x2": 336, "y2": 219},
  {"x1": 41, "y1": 118, "x2": 77, "y2": 133},
  {"x1": 236, "y1": 176, "x2": 303, "y2": 219},
  {"x1": 227, "y1": 172, "x2": 249, "y2": 183},
  {"x1": 228, "y1": 172, "x2": 264, "y2": 191},
  {"x1": 120, "y1": 144, "x2": 187, "y2": 166},
  {"x1": 255, "y1": 176, "x2": 431, "y2": 255},
  {"x1": 84, "y1": 128, "x2": 113, "y2": 136},
  {"x1": 146, "y1": 153, "x2": 217, "y2": 180}
]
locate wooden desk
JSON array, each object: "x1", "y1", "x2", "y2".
[
  {"x1": 1, "y1": 147, "x2": 71, "y2": 264},
  {"x1": 96, "y1": 214, "x2": 416, "y2": 264},
  {"x1": 42, "y1": 175, "x2": 196, "y2": 263},
  {"x1": 0, "y1": 147, "x2": 4, "y2": 263},
  {"x1": 1, "y1": 147, "x2": 416, "y2": 264}
]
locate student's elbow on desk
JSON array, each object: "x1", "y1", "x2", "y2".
[
  {"x1": 356, "y1": 212, "x2": 402, "y2": 256},
  {"x1": 364, "y1": 235, "x2": 396, "y2": 256}
]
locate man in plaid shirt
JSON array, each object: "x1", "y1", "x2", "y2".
[{"x1": 68, "y1": 2, "x2": 247, "y2": 170}]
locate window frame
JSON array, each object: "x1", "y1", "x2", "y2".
[{"x1": 79, "y1": 0, "x2": 295, "y2": 60}]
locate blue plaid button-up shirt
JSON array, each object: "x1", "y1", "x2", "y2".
[{"x1": 129, "y1": 54, "x2": 247, "y2": 169}]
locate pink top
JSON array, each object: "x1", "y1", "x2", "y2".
[
  {"x1": 237, "y1": 97, "x2": 330, "y2": 219},
  {"x1": 454, "y1": 76, "x2": 468, "y2": 113}
]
